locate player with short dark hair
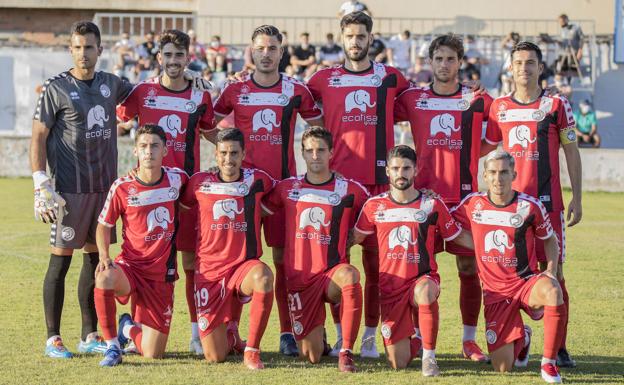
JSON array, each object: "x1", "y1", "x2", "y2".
[
  {"x1": 307, "y1": 11, "x2": 410, "y2": 358},
  {"x1": 450, "y1": 150, "x2": 567, "y2": 383},
  {"x1": 482, "y1": 41, "x2": 582, "y2": 368},
  {"x1": 394, "y1": 32, "x2": 493, "y2": 362},
  {"x1": 352, "y1": 145, "x2": 473, "y2": 375},
  {"x1": 31, "y1": 20, "x2": 136, "y2": 358},
  {"x1": 180, "y1": 128, "x2": 275, "y2": 370},
  {"x1": 262, "y1": 126, "x2": 368, "y2": 372},
  {"x1": 117, "y1": 28, "x2": 215, "y2": 355},
  {"x1": 94, "y1": 124, "x2": 189, "y2": 366},
  {"x1": 211, "y1": 24, "x2": 323, "y2": 357}
]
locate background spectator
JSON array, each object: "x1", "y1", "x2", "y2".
[
  {"x1": 207, "y1": 35, "x2": 229, "y2": 72},
  {"x1": 499, "y1": 31, "x2": 520, "y2": 94},
  {"x1": 556, "y1": 13, "x2": 584, "y2": 79},
  {"x1": 408, "y1": 56, "x2": 433, "y2": 86},
  {"x1": 368, "y1": 32, "x2": 387, "y2": 63},
  {"x1": 338, "y1": 0, "x2": 371, "y2": 18},
  {"x1": 387, "y1": 30, "x2": 415, "y2": 74},
  {"x1": 574, "y1": 99, "x2": 601, "y2": 147},
  {"x1": 291, "y1": 32, "x2": 317, "y2": 79},
  {"x1": 187, "y1": 29, "x2": 208, "y2": 71},
  {"x1": 279, "y1": 31, "x2": 293, "y2": 73},
  {"x1": 112, "y1": 32, "x2": 137, "y2": 78},
  {"x1": 136, "y1": 31, "x2": 159, "y2": 80},
  {"x1": 318, "y1": 33, "x2": 344, "y2": 68}
]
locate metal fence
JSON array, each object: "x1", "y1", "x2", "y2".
[{"x1": 93, "y1": 12, "x2": 195, "y2": 42}]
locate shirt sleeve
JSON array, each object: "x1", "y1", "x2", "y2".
[
  {"x1": 298, "y1": 85, "x2": 323, "y2": 120},
  {"x1": 213, "y1": 83, "x2": 234, "y2": 117},
  {"x1": 34, "y1": 81, "x2": 60, "y2": 129},
  {"x1": 261, "y1": 181, "x2": 284, "y2": 215},
  {"x1": 394, "y1": 91, "x2": 410, "y2": 123},
  {"x1": 435, "y1": 199, "x2": 462, "y2": 241},
  {"x1": 180, "y1": 175, "x2": 198, "y2": 208},
  {"x1": 98, "y1": 184, "x2": 124, "y2": 227},
  {"x1": 199, "y1": 92, "x2": 216, "y2": 131},
  {"x1": 115, "y1": 77, "x2": 134, "y2": 104},
  {"x1": 306, "y1": 71, "x2": 323, "y2": 102},
  {"x1": 350, "y1": 182, "x2": 370, "y2": 227},
  {"x1": 484, "y1": 100, "x2": 503, "y2": 145},
  {"x1": 449, "y1": 198, "x2": 471, "y2": 232},
  {"x1": 533, "y1": 200, "x2": 554, "y2": 240},
  {"x1": 354, "y1": 200, "x2": 375, "y2": 235},
  {"x1": 116, "y1": 85, "x2": 140, "y2": 121},
  {"x1": 557, "y1": 96, "x2": 577, "y2": 145}
]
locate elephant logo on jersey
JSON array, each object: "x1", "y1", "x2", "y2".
[
  {"x1": 298, "y1": 207, "x2": 330, "y2": 231},
  {"x1": 146, "y1": 206, "x2": 173, "y2": 232},
  {"x1": 252, "y1": 109, "x2": 281, "y2": 133},
  {"x1": 213, "y1": 198, "x2": 244, "y2": 220},
  {"x1": 430, "y1": 113, "x2": 460, "y2": 137},
  {"x1": 508, "y1": 125, "x2": 536, "y2": 148},
  {"x1": 87, "y1": 105, "x2": 109, "y2": 130},
  {"x1": 158, "y1": 114, "x2": 186, "y2": 138},
  {"x1": 344, "y1": 90, "x2": 376, "y2": 113},
  {"x1": 388, "y1": 225, "x2": 418, "y2": 250},
  {"x1": 484, "y1": 229, "x2": 514, "y2": 255}
]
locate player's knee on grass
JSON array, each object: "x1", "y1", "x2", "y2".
[
  {"x1": 141, "y1": 327, "x2": 169, "y2": 359},
  {"x1": 413, "y1": 279, "x2": 438, "y2": 305},
  {"x1": 181, "y1": 251, "x2": 195, "y2": 270},
  {"x1": 456, "y1": 255, "x2": 477, "y2": 275},
  {"x1": 386, "y1": 339, "x2": 411, "y2": 369},
  {"x1": 201, "y1": 325, "x2": 229, "y2": 363},
  {"x1": 299, "y1": 326, "x2": 324, "y2": 364},
  {"x1": 490, "y1": 343, "x2": 515, "y2": 372}
]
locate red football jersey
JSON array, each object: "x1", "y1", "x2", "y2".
[
  {"x1": 395, "y1": 85, "x2": 493, "y2": 204},
  {"x1": 484, "y1": 92, "x2": 576, "y2": 212},
  {"x1": 262, "y1": 175, "x2": 369, "y2": 290},
  {"x1": 355, "y1": 192, "x2": 461, "y2": 303},
  {"x1": 98, "y1": 167, "x2": 189, "y2": 282},
  {"x1": 180, "y1": 168, "x2": 275, "y2": 282},
  {"x1": 450, "y1": 191, "x2": 554, "y2": 305},
  {"x1": 117, "y1": 77, "x2": 215, "y2": 175},
  {"x1": 307, "y1": 63, "x2": 410, "y2": 185},
  {"x1": 213, "y1": 74, "x2": 322, "y2": 180}
]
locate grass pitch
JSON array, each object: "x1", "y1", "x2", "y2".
[{"x1": 0, "y1": 178, "x2": 622, "y2": 384}]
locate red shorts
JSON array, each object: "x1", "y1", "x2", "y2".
[
  {"x1": 288, "y1": 264, "x2": 345, "y2": 340},
  {"x1": 362, "y1": 184, "x2": 388, "y2": 249},
  {"x1": 535, "y1": 211, "x2": 565, "y2": 263},
  {"x1": 195, "y1": 259, "x2": 263, "y2": 338},
  {"x1": 380, "y1": 274, "x2": 440, "y2": 346},
  {"x1": 484, "y1": 274, "x2": 544, "y2": 355},
  {"x1": 434, "y1": 229, "x2": 474, "y2": 257},
  {"x1": 176, "y1": 208, "x2": 197, "y2": 252},
  {"x1": 116, "y1": 262, "x2": 175, "y2": 334},
  {"x1": 263, "y1": 208, "x2": 285, "y2": 248}
]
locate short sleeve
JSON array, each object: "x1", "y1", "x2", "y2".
[
  {"x1": 199, "y1": 92, "x2": 216, "y2": 131},
  {"x1": 394, "y1": 91, "x2": 410, "y2": 123},
  {"x1": 115, "y1": 77, "x2": 134, "y2": 104},
  {"x1": 180, "y1": 175, "x2": 199, "y2": 208},
  {"x1": 354, "y1": 200, "x2": 375, "y2": 235},
  {"x1": 484, "y1": 101, "x2": 503, "y2": 145},
  {"x1": 98, "y1": 184, "x2": 124, "y2": 227},
  {"x1": 116, "y1": 85, "x2": 140, "y2": 121},
  {"x1": 350, "y1": 182, "x2": 370, "y2": 226},
  {"x1": 395, "y1": 69, "x2": 410, "y2": 94},
  {"x1": 435, "y1": 199, "x2": 462, "y2": 241},
  {"x1": 306, "y1": 71, "x2": 324, "y2": 102},
  {"x1": 556, "y1": 96, "x2": 577, "y2": 145},
  {"x1": 213, "y1": 83, "x2": 235, "y2": 117},
  {"x1": 449, "y1": 198, "x2": 472, "y2": 232},
  {"x1": 34, "y1": 81, "x2": 60, "y2": 129},
  {"x1": 261, "y1": 181, "x2": 285, "y2": 215},
  {"x1": 532, "y1": 200, "x2": 554, "y2": 240},
  {"x1": 298, "y1": 85, "x2": 323, "y2": 120}
]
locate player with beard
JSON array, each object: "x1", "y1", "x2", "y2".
[
  {"x1": 306, "y1": 11, "x2": 410, "y2": 358},
  {"x1": 394, "y1": 33, "x2": 492, "y2": 362},
  {"x1": 117, "y1": 29, "x2": 215, "y2": 355},
  {"x1": 211, "y1": 25, "x2": 323, "y2": 357},
  {"x1": 352, "y1": 145, "x2": 474, "y2": 375}
]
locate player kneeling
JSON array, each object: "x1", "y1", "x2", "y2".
[
  {"x1": 180, "y1": 128, "x2": 275, "y2": 370},
  {"x1": 450, "y1": 150, "x2": 567, "y2": 383},
  {"x1": 352, "y1": 145, "x2": 474, "y2": 376},
  {"x1": 262, "y1": 127, "x2": 368, "y2": 372},
  {"x1": 94, "y1": 124, "x2": 189, "y2": 366}
]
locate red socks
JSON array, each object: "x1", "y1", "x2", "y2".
[
  {"x1": 94, "y1": 288, "x2": 117, "y2": 340},
  {"x1": 459, "y1": 272, "x2": 482, "y2": 327},
  {"x1": 543, "y1": 304, "x2": 567, "y2": 360},
  {"x1": 418, "y1": 301, "x2": 439, "y2": 350},
  {"x1": 340, "y1": 283, "x2": 363, "y2": 351},
  {"x1": 559, "y1": 278, "x2": 569, "y2": 349},
  {"x1": 274, "y1": 263, "x2": 292, "y2": 334},
  {"x1": 185, "y1": 270, "x2": 197, "y2": 323},
  {"x1": 246, "y1": 291, "x2": 274, "y2": 350},
  {"x1": 362, "y1": 249, "x2": 380, "y2": 327}
]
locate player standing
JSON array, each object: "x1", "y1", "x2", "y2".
[
  {"x1": 306, "y1": 11, "x2": 410, "y2": 357},
  {"x1": 262, "y1": 127, "x2": 367, "y2": 372},
  {"x1": 211, "y1": 25, "x2": 323, "y2": 356},
  {"x1": 30, "y1": 21, "x2": 135, "y2": 358},
  {"x1": 394, "y1": 33, "x2": 492, "y2": 361},
  {"x1": 450, "y1": 150, "x2": 567, "y2": 383},
  {"x1": 116, "y1": 29, "x2": 215, "y2": 354},
  {"x1": 352, "y1": 145, "x2": 474, "y2": 375},
  {"x1": 179, "y1": 128, "x2": 275, "y2": 369},
  {"x1": 482, "y1": 41, "x2": 582, "y2": 368},
  {"x1": 94, "y1": 124, "x2": 188, "y2": 366}
]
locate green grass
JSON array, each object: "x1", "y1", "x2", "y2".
[{"x1": 0, "y1": 178, "x2": 622, "y2": 384}]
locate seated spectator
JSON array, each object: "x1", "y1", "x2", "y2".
[
  {"x1": 408, "y1": 56, "x2": 433, "y2": 86},
  {"x1": 338, "y1": 0, "x2": 371, "y2": 18},
  {"x1": 291, "y1": 32, "x2": 317, "y2": 79},
  {"x1": 368, "y1": 32, "x2": 387, "y2": 63},
  {"x1": 188, "y1": 29, "x2": 208, "y2": 72},
  {"x1": 461, "y1": 35, "x2": 487, "y2": 81},
  {"x1": 207, "y1": 35, "x2": 229, "y2": 72},
  {"x1": 136, "y1": 31, "x2": 159, "y2": 80},
  {"x1": 279, "y1": 31, "x2": 293, "y2": 73},
  {"x1": 387, "y1": 30, "x2": 414, "y2": 74},
  {"x1": 112, "y1": 32, "x2": 138, "y2": 77},
  {"x1": 318, "y1": 33, "x2": 344, "y2": 67},
  {"x1": 553, "y1": 72, "x2": 573, "y2": 99},
  {"x1": 574, "y1": 99, "x2": 601, "y2": 148}
]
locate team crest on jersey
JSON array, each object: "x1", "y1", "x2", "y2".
[
  {"x1": 240, "y1": 84, "x2": 250, "y2": 94},
  {"x1": 531, "y1": 109, "x2": 545, "y2": 121},
  {"x1": 168, "y1": 187, "x2": 179, "y2": 200},
  {"x1": 100, "y1": 84, "x2": 111, "y2": 98},
  {"x1": 381, "y1": 324, "x2": 392, "y2": 339},
  {"x1": 128, "y1": 185, "x2": 137, "y2": 195},
  {"x1": 331, "y1": 69, "x2": 341, "y2": 77},
  {"x1": 327, "y1": 193, "x2": 341, "y2": 205},
  {"x1": 509, "y1": 214, "x2": 524, "y2": 228},
  {"x1": 416, "y1": 92, "x2": 429, "y2": 108},
  {"x1": 370, "y1": 74, "x2": 382, "y2": 86},
  {"x1": 457, "y1": 99, "x2": 470, "y2": 111},
  {"x1": 277, "y1": 94, "x2": 289, "y2": 106},
  {"x1": 237, "y1": 183, "x2": 249, "y2": 195},
  {"x1": 486, "y1": 329, "x2": 497, "y2": 344},
  {"x1": 185, "y1": 101, "x2": 197, "y2": 113},
  {"x1": 412, "y1": 209, "x2": 427, "y2": 223}
]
